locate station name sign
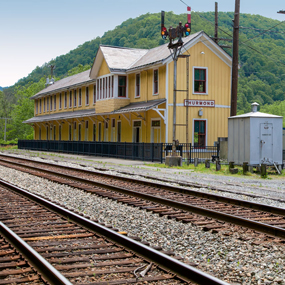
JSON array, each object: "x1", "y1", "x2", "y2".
[{"x1": 184, "y1": 100, "x2": 215, "y2": 107}]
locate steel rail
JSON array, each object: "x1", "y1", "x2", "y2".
[
  {"x1": 0, "y1": 178, "x2": 229, "y2": 285},
  {"x1": 0, "y1": 154, "x2": 284, "y2": 216},
  {"x1": 1, "y1": 158, "x2": 285, "y2": 240},
  {"x1": 0, "y1": 221, "x2": 72, "y2": 285}
]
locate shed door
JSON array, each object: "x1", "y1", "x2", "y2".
[{"x1": 260, "y1": 123, "x2": 273, "y2": 163}]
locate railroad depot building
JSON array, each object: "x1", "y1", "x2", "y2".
[{"x1": 24, "y1": 31, "x2": 232, "y2": 147}]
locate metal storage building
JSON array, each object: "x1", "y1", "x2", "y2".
[{"x1": 228, "y1": 103, "x2": 283, "y2": 166}]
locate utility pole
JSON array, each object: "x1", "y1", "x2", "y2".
[
  {"x1": 0, "y1": 118, "x2": 12, "y2": 141},
  {"x1": 230, "y1": 0, "x2": 240, "y2": 117},
  {"x1": 215, "y1": 2, "x2": 218, "y2": 43},
  {"x1": 161, "y1": 8, "x2": 191, "y2": 154}
]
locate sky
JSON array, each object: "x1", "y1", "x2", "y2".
[{"x1": 0, "y1": 0, "x2": 285, "y2": 87}]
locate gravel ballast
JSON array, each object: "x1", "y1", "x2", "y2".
[{"x1": 0, "y1": 152, "x2": 285, "y2": 284}]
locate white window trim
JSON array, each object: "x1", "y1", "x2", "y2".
[
  {"x1": 132, "y1": 119, "x2": 142, "y2": 143},
  {"x1": 96, "y1": 75, "x2": 117, "y2": 101},
  {"x1": 150, "y1": 118, "x2": 161, "y2": 143},
  {"x1": 192, "y1": 66, "x2": 208, "y2": 95},
  {"x1": 59, "y1": 93, "x2": 62, "y2": 110},
  {"x1": 117, "y1": 120, "x2": 122, "y2": 142},
  {"x1": 192, "y1": 118, "x2": 208, "y2": 146},
  {"x1": 64, "y1": 92, "x2": 67, "y2": 109},
  {"x1": 79, "y1": 89, "x2": 82, "y2": 107},
  {"x1": 85, "y1": 87, "x2": 89, "y2": 106},
  {"x1": 153, "y1": 69, "x2": 159, "y2": 96},
  {"x1": 69, "y1": 91, "x2": 72, "y2": 109},
  {"x1": 135, "y1": 73, "x2": 141, "y2": 98},
  {"x1": 93, "y1": 84, "x2": 96, "y2": 105}
]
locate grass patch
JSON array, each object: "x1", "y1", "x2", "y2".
[{"x1": 143, "y1": 161, "x2": 284, "y2": 179}]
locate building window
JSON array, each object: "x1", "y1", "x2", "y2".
[
  {"x1": 85, "y1": 120, "x2": 89, "y2": 141},
  {"x1": 117, "y1": 121, "x2": 121, "y2": 142},
  {"x1": 73, "y1": 122, "x2": 77, "y2": 141},
  {"x1": 135, "y1": 74, "x2": 140, "y2": 97},
  {"x1": 133, "y1": 121, "x2": 141, "y2": 143},
  {"x1": 50, "y1": 96, "x2": 52, "y2": 111},
  {"x1": 69, "y1": 91, "x2": 72, "y2": 108},
  {"x1": 64, "y1": 92, "x2": 67, "y2": 108},
  {"x1": 86, "y1": 87, "x2": 89, "y2": 106},
  {"x1": 93, "y1": 123, "x2": 96, "y2": 141},
  {"x1": 100, "y1": 79, "x2": 102, "y2": 99},
  {"x1": 43, "y1": 98, "x2": 46, "y2": 113},
  {"x1": 194, "y1": 120, "x2": 206, "y2": 147},
  {"x1": 59, "y1": 93, "x2": 62, "y2": 109},
  {"x1": 74, "y1": 90, "x2": 77, "y2": 107},
  {"x1": 111, "y1": 118, "x2": 115, "y2": 142},
  {"x1": 103, "y1": 78, "x2": 106, "y2": 99},
  {"x1": 69, "y1": 125, "x2": 72, "y2": 141},
  {"x1": 53, "y1": 126, "x2": 56, "y2": 140},
  {"x1": 97, "y1": 83, "x2": 99, "y2": 101},
  {"x1": 47, "y1": 97, "x2": 49, "y2": 111},
  {"x1": 118, "y1": 76, "x2": 127, "y2": 97},
  {"x1": 78, "y1": 124, "x2": 81, "y2": 141},
  {"x1": 59, "y1": 125, "x2": 62, "y2": 141},
  {"x1": 104, "y1": 121, "x2": 108, "y2": 142},
  {"x1": 93, "y1": 85, "x2": 96, "y2": 104},
  {"x1": 98, "y1": 122, "x2": 102, "y2": 142},
  {"x1": 79, "y1": 89, "x2": 82, "y2": 106},
  {"x1": 153, "y1": 69, "x2": 158, "y2": 95},
  {"x1": 46, "y1": 126, "x2": 49, "y2": 140},
  {"x1": 194, "y1": 68, "x2": 207, "y2": 94},
  {"x1": 111, "y1": 76, "x2": 114, "y2": 98},
  {"x1": 36, "y1": 100, "x2": 38, "y2": 114},
  {"x1": 151, "y1": 120, "x2": 161, "y2": 143},
  {"x1": 39, "y1": 99, "x2": 42, "y2": 114},
  {"x1": 54, "y1": 95, "x2": 56, "y2": 110}
]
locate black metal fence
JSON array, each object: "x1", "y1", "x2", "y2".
[
  {"x1": 18, "y1": 140, "x2": 163, "y2": 162},
  {"x1": 18, "y1": 140, "x2": 219, "y2": 164},
  {"x1": 162, "y1": 143, "x2": 219, "y2": 164}
]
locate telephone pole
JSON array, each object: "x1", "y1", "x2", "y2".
[
  {"x1": 0, "y1": 118, "x2": 11, "y2": 141},
  {"x1": 230, "y1": 0, "x2": 240, "y2": 117}
]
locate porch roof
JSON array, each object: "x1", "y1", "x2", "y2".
[{"x1": 24, "y1": 99, "x2": 166, "y2": 124}]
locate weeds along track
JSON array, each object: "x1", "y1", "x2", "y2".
[{"x1": 0, "y1": 154, "x2": 285, "y2": 242}]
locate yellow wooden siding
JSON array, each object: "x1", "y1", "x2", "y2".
[
  {"x1": 167, "y1": 41, "x2": 231, "y2": 145},
  {"x1": 98, "y1": 59, "x2": 110, "y2": 77},
  {"x1": 96, "y1": 98, "x2": 130, "y2": 113},
  {"x1": 129, "y1": 66, "x2": 166, "y2": 103}
]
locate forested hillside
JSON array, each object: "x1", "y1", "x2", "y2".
[{"x1": 2, "y1": 11, "x2": 285, "y2": 141}]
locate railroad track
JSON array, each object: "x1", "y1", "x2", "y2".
[
  {"x1": 0, "y1": 227, "x2": 51, "y2": 285},
  {"x1": 0, "y1": 177, "x2": 228, "y2": 284},
  {"x1": 0, "y1": 154, "x2": 285, "y2": 242}
]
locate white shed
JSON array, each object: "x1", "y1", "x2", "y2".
[{"x1": 228, "y1": 103, "x2": 283, "y2": 166}]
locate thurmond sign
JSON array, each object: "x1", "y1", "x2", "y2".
[{"x1": 184, "y1": 100, "x2": 215, "y2": 107}]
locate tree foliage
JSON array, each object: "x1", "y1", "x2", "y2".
[{"x1": 2, "y1": 11, "x2": 285, "y2": 139}]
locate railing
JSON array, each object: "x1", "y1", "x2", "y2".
[
  {"x1": 18, "y1": 140, "x2": 219, "y2": 164},
  {"x1": 18, "y1": 140, "x2": 163, "y2": 162},
  {"x1": 163, "y1": 143, "x2": 220, "y2": 163}
]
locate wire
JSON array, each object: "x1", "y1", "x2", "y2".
[
  {"x1": 179, "y1": 0, "x2": 189, "y2": 7},
  {"x1": 240, "y1": 26, "x2": 285, "y2": 34},
  {"x1": 242, "y1": 20, "x2": 285, "y2": 44}
]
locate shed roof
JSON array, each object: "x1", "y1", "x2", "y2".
[{"x1": 229, "y1": 111, "x2": 283, "y2": 119}]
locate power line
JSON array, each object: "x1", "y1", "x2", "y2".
[
  {"x1": 240, "y1": 26, "x2": 285, "y2": 34},
  {"x1": 242, "y1": 20, "x2": 285, "y2": 44},
  {"x1": 179, "y1": 0, "x2": 189, "y2": 7}
]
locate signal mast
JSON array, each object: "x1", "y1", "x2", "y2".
[{"x1": 161, "y1": 7, "x2": 191, "y2": 158}]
